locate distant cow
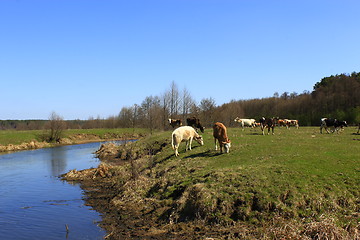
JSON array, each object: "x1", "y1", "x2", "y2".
[
  {"x1": 213, "y1": 122, "x2": 231, "y2": 153},
  {"x1": 320, "y1": 118, "x2": 348, "y2": 134},
  {"x1": 186, "y1": 117, "x2": 204, "y2": 133},
  {"x1": 234, "y1": 117, "x2": 256, "y2": 130},
  {"x1": 171, "y1": 126, "x2": 204, "y2": 157},
  {"x1": 277, "y1": 119, "x2": 287, "y2": 127},
  {"x1": 168, "y1": 118, "x2": 182, "y2": 128},
  {"x1": 259, "y1": 117, "x2": 275, "y2": 135},
  {"x1": 284, "y1": 119, "x2": 299, "y2": 129}
]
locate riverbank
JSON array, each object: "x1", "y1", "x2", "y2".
[
  {"x1": 63, "y1": 127, "x2": 360, "y2": 239},
  {"x1": 0, "y1": 128, "x2": 148, "y2": 153}
]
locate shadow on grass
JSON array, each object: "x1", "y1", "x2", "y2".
[
  {"x1": 247, "y1": 132, "x2": 263, "y2": 135},
  {"x1": 183, "y1": 149, "x2": 221, "y2": 159}
]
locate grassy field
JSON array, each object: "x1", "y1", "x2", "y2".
[
  {"x1": 106, "y1": 125, "x2": 359, "y2": 237},
  {"x1": 0, "y1": 128, "x2": 149, "y2": 146}
]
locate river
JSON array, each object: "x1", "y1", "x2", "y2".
[{"x1": 0, "y1": 141, "x2": 121, "y2": 240}]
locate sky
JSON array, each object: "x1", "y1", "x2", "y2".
[{"x1": 1, "y1": 0, "x2": 359, "y2": 120}]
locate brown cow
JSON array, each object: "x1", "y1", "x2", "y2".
[
  {"x1": 186, "y1": 117, "x2": 204, "y2": 133},
  {"x1": 213, "y1": 122, "x2": 231, "y2": 153}
]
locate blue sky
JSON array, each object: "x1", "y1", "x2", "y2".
[{"x1": 1, "y1": 0, "x2": 359, "y2": 120}]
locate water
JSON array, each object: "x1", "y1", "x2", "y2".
[{"x1": 0, "y1": 142, "x2": 121, "y2": 240}]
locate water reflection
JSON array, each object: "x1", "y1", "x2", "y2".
[
  {"x1": 50, "y1": 146, "x2": 67, "y2": 176},
  {"x1": 0, "y1": 142, "x2": 121, "y2": 240}
]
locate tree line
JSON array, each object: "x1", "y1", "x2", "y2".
[{"x1": 2, "y1": 72, "x2": 360, "y2": 131}]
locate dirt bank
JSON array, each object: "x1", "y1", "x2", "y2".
[
  {"x1": 0, "y1": 140, "x2": 50, "y2": 152},
  {"x1": 63, "y1": 160, "x2": 256, "y2": 239},
  {"x1": 0, "y1": 133, "x2": 143, "y2": 153}
]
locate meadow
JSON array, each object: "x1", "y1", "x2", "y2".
[
  {"x1": 0, "y1": 128, "x2": 148, "y2": 146},
  {"x1": 103, "y1": 125, "x2": 360, "y2": 238}
]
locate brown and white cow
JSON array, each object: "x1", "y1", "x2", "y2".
[
  {"x1": 168, "y1": 118, "x2": 182, "y2": 128},
  {"x1": 259, "y1": 117, "x2": 275, "y2": 135},
  {"x1": 186, "y1": 117, "x2": 204, "y2": 133},
  {"x1": 284, "y1": 119, "x2": 299, "y2": 129},
  {"x1": 171, "y1": 126, "x2": 204, "y2": 157},
  {"x1": 277, "y1": 119, "x2": 287, "y2": 127},
  {"x1": 213, "y1": 122, "x2": 231, "y2": 153}
]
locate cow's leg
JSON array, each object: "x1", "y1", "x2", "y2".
[
  {"x1": 324, "y1": 126, "x2": 330, "y2": 134},
  {"x1": 271, "y1": 126, "x2": 274, "y2": 135},
  {"x1": 214, "y1": 138, "x2": 218, "y2": 151},
  {"x1": 174, "y1": 144, "x2": 179, "y2": 157},
  {"x1": 187, "y1": 137, "x2": 193, "y2": 151}
]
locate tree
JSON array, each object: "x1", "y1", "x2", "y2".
[
  {"x1": 169, "y1": 81, "x2": 180, "y2": 117},
  {"x1": 199, "y1": 97, "x2": 216, "y2": 127},
  {"x1": 181, "y1": 87, "x2": 195, "y2": 119},
  {"x1": 44, "y1": 112, "x2": 66, "y2": 143}
]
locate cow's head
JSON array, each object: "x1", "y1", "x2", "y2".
[
  {"x1": 195, "y1": 136, "x2": 204, "y2": 146},
  {"x1": 343, "y1": 121, "x2": 348, "y2": 127},
  {"x1": 234, "y1": 117, "x2": 242, "y2": 123},
  {"x1": 222, "y1": 140, "x2": 231, "y2": 153}
]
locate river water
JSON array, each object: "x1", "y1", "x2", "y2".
[{"x1": 0, "y1": 142, "x2": 120, "y2": 240}]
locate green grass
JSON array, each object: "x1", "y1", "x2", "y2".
[
  {"x1": 0, "y1": 130, "x2": 43, "y2": 145},
  {"x1": 0, "y1": 128, "x2": 149, "y2": 146},
  {"x1": 130, "y1": 126, "x2": 360, "y2": 226}
]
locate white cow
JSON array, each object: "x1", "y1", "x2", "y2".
[
  {"x1": 171, "y1": 126, "x2": 204, "y2": 157},
  {"x1": 234, "y1": 117, "x2": 256, "y2": 130}
]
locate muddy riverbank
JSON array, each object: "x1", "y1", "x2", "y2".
[
  {"x1": 63, "y1": 148, "x2": 252, "y2": 239},
  {"x1": 0, "y1": 132, "x2": 143, "y2": 153}
]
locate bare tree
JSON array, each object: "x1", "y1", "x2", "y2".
[
  {"x1": 199, "y1": 97, "x2": 216, "y2": 127},
  {"x1": 44, "y1": 112, "x2": 66, "y2": 143},
  {"x1": 169, "y1": 81, "x2": 180, "y2": 118},
  {"x1": 181, "y1": 87, "x2": 195, "y2": 120}
]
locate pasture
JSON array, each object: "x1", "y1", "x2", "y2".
[
  {"x1": 137, "y1": 125, "x2": 360, "y2": 236},
  {"x1": 0, "y1": 128, "x2": 148, "y2": 146}
]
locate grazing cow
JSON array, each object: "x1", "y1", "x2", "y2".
[
  {"x1": 259, "y1": 117, "x2": 275, "y2": 135},
  {"x1": 277, "y1": 119, "x2": 287, "y2": 127},
  {"x1": 284, "y1": 119, "x2": 299, "y2": 129},
  {"x1": 234, "y1": 117, "x2": 256, "y2": 130},
  {"x1": 213, "y1": 122, "x2": 231, "y2": 153},
  {"x1": 168, "y1": 118, "x2": 182, "y2": 128},
  {"x1": 186, "y1": 117, "x2": 204, "y2": 133},
  {"x1": 320, "y1": 118, "x2": 348, "y2": 134},
  {"x1": 171, "y1": 126, "x2": 204, "y2": 157}
]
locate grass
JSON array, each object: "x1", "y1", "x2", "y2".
[
  {"x1": 0, "y1": 130, "x2": 43, "y2": 145},
  {"x1": 116, "y1": 126, "x2": 359, "y2": 232},
  {"x1": 0, "y1": 128, "x2": 149, "y2": 146}
]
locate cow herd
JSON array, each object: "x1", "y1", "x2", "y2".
[{"x1": 169, "y1": 116, "x2": 355, "y2": 157}]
